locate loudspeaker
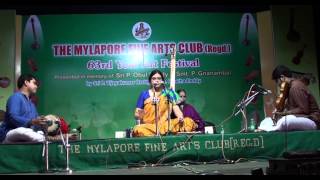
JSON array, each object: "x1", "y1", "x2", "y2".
[
  {"x1": 251, "y1": 168, "x2": 264, "y2": 175},
  {"x1": 267, "y1": 151, "x2": 320, "y2": 175}
]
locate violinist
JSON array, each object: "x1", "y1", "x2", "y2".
[{"x1": 257, "y1": 65, "x2": 320, "y2": 132}]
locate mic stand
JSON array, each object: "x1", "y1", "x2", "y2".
[
  {"x1": 167, "y1": 97, "x2": 172, "y2": 135},
  {"x1": 59, "y1": 129, "x2": 72, "y2": 174},
  {"x1": 42, "y1": 124, "x2": 49, "y2": 173},
  {"x1": 235, "y1": 91, "x2": 260, "y2": 133},
  {"x1": 153, "y1": 89, "x2": 160, "y2": 136},
  {"x1": 163, "y1": 86, "x2": 173, "y2": 136}
]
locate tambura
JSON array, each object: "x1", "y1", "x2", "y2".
[{"x1": 44, "y1": 114, "x2": 61, "y2": 135}]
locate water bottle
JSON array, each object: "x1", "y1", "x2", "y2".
[
  {"x1": 221, "y1": 126, "x2": 224, "y2": 134},
  {"x1": 126, "y1": 127, "x2": 133, "y2": 138},
  {"x1": 70, "y1": 128, "x2": 79, "y2": 140},
  {"x1": 249, "y1": 118, "x2": 256, "y2": 132}
]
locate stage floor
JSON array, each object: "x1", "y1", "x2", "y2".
[
  {"x1": 20, "y1": 160, "x2": 268, "y2": 175},
  {"x1": 1, "y1": 130, "x2": 319, "y2": 174}
]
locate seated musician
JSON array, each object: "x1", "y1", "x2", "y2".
[
  {"x1": 176, "y1": 89, "x2": 205, "y2": 133},
  {"x1": 132, "y1": 69, "x2": 198, "y2": 137},
  {"x1": 257, "y1": 65, "x2": 320, "y2": 132},
  {"x1": 0, "y1": 74, "x2": 77, "y2": 144},
  {"x1": 0, "y1": 74, "x2": 46, "y2": 144}
]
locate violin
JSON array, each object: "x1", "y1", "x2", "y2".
[{"x1": 272, "y1": 81, "x2": 290, "y2": 123}]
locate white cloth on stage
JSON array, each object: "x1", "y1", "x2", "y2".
[
  {"x1": 258, "y1": 115, "x2": 317, "y2": 132},
  {"x1": 2, "y1": 127, "x2": 45, "y2": 144}
]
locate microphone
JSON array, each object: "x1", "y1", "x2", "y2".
[
  {"x1": 160, "y1": 80, "x2": 165, "y2": 87},
  {"x1": 254, "y1": 84, "x2": 272, "y2": 94},
  {"x1": 154, "y1": 81, "x2": 165, "y2": 88}
]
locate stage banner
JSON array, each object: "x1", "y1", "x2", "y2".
[
  {"x1": 21, "y1": 13, "x2": 263, "y2": 138},
  {"x1": 1, "y1": 131, "x2": 320, "y2": 174}
]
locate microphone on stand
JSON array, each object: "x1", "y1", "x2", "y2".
[
  {"x1": 159, "y1": 80, "x2": 165, "y2": 88},
  {"x1": 153, "y1": 80, "x2": 165, "y2": 88},
  {"x1": 254, "y1": 84, "x2": 272, "y2": 95}
]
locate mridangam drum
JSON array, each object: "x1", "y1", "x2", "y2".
[{"x1": 44, "y1": 114, "x2": 61, "y2": 135}]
